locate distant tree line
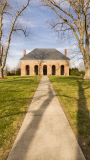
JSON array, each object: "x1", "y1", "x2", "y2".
[{"x1": 7, "y1": 68, "x2": 21, "y2": 76}]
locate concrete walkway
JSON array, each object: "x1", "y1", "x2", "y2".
[{"x1": 7, "y1": 76, "x2": 85, "y2": 160}]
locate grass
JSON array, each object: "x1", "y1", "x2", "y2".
[
  {"x1": 49, "y1": 76, "x2": 90, "y2": 160},
  {"x1": 0, "y1": 76, "x2": 41, "y2": 160}
]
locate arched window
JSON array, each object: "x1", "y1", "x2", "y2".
[
  {"x1": 43, "y1": 65, "x2": 47, "y2": 75},
  {"x1": 26, "y1": 65, "x2": 30, "y2": 75},
  {"x1": 61, "y1": 65, "x2": 64, "y2": 75},
  {"x1": 52, "y1": 65, "x2": 56, "y2": 75},
  {"x1": 35, "y1": 65, "x2": 38, "y2": 75}
]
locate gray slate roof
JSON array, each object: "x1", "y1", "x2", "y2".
[{"x1": 20, "y1": 48, "x2": 70, "y2": 61}]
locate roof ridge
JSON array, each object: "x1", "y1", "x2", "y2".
[{"x1": 34, "y1": 48, "x2": 56, "y2": 49}]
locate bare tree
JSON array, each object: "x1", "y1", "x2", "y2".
[
  {"x1": 0, "y1": 0, "x2": 30, "y2": 78},
  {"x1": 16, "y1": 61, "x2": 21, "y2": 70},
  {"x1": 41, "y1": 0, "x2": 90, "y2": 79},
  {"x1": 4, "y1": 64, "x2": 10, "y2": 75}
]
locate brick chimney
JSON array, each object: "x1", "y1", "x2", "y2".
[
  {"x1": 23, "y1": 49, "x2": 26, "y2": 57},
  {"x1": 65, "y1": 49, "x2": 67, "y2": 56}
]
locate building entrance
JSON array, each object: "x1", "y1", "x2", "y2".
[
  {"x1": 52, "y1": 65, "x2": 55, "y2": 75},
  {"x1": 61, "y1": 65, "x2": 64, "y2": 75},
  {"x1": 35, "y1": 65, "x2": 38, "y2": 75},
  {"x1": 43, "y1": 65, "x2": 47, "y2": 75},
  {"x1": 26, "y1": 65, "x2": 29, "y2": 75}
]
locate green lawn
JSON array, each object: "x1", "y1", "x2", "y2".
[
  {"x1": 49, "y1": 76, "x2": 90, "y2": 160},
  {"x1": 0, "y1": 76, "x2": 41, "y2": 160}
]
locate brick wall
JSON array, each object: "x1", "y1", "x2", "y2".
[{"x1": 21, "y1": 60, "x2": 69, "y2": 76}]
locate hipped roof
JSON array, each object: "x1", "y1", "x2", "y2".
[{"x1": 20, "y1": 48, "x2": 70, "y2": 61}]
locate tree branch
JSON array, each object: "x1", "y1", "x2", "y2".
[
  {"x1": 85, "y1": 0, "x2": 90, "y2": 12},
  {"x1": 43, "y1": 0, "x2": 80, "y2": 44},
  {"x1": 48, "y1": 0, "x2": 81, "y2": 34},
  {"x1": 13, "y1": 28, "x2": 28, "y2": 37},
  {"x1": 2, "y1": 0, "x2": 30, "y2": 68},
  {"x1": 0, "y1": 0, "x2": 7, "y2": 42}
]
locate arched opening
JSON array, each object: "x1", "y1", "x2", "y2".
[
  {"x1": 26, "y1": 65, "x2": 30, "y2": 75},
  {"x1": 52, "y1": 65, "x2": 56, "y2": 75},
  {"x1": 35, "y1": 65, "x2": 38, "y2": 75},
  {"x1": 61, "y1": 65, "x2": 64, "y2": 75},
  {"x1": 43, "y1": 65, "x2": 47, "y2": 75}
]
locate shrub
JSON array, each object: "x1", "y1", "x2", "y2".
[
  {"x1": 69, "y1": 68, "x2": 81, "y2": 76},
  {"x1": 7, "y1": 72, "x2": 15, "y2": 76},
  {"x1": 80, "y1": 71, "x2": 85, "y2": 75},
  {"x1": 16, "y1": 68, "x2": 21, "y2": 75},
  {"x1": 7, "y1": 72, "x2": 11, "y2": 76}
]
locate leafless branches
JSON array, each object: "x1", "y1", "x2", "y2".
[
  {"x1": 0, "y1": 0, "x2": 30, "y2": 78},
  {"x1": 41, "y1": 0, "x2": 90, "y2": 79}
]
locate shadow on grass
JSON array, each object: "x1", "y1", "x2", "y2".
[
  {"x1": 12, "y1": 76, "x2": 41, "y2": 79},
  {"x1": 77, "y1": 81, "x2": 90, "y2": 160},
  {"x1": 0, "y1": 97, "x2": 32, "y2": 103},
  {"x1": 49, "y1": 76, "x2": 90, "y2": 159},
  {"x1": 6, "y1": 76, "x2": 90, "y2": 160},
  {"x1": 0, "y1": 77, "x2": 39, "y2": 83},
  {"x1": 0, "y1": 111, "x2": 28, "y2": 119}
]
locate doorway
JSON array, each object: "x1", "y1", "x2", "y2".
[
  {"x1": 35, "y1": 65, "x2": 38, "y2": 75},
  {"x1": 43, "y1": 65, "x2": 47, "y2": 75},
  {"x1": 52, "y1": 65, "x2": 55, "y2": 75},
  {"x1": 61, "y1": 65, "x2": 64, "y2": 75},
  {"x1": 26, "y1": 65, "x2": 30, "y2": 75}
]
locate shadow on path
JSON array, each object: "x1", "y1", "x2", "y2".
[{"x1": 7, "y1": 78, "x2": 55, "y2": 160}]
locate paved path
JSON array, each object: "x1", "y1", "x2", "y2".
[{"x1": 7, "y1": 76, "x2": 85, "y2": 160}]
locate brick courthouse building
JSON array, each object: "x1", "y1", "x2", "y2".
[{"x1": 20, "y1": 48, "x2": 70, "y2": 76}]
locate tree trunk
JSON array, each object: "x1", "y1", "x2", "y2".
[
  {"x1": 84, "y1": 61, "x2": 90, "y2": 79},
  {"x1": 0, "y1": 67, "x2": 3, "y2": 78}
]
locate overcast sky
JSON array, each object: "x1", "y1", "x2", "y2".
[{"x1": 5, "y1": 0, "x2": 84, "y2": 70}]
